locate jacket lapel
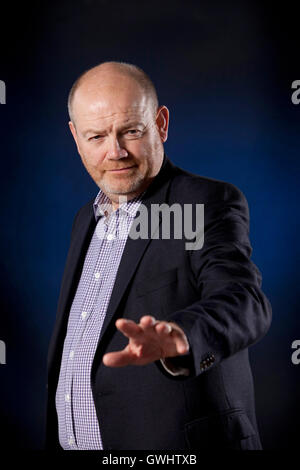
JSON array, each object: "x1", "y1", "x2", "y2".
[{"x1": 48, "y1": 204, "x2": 96, "y2": 376}]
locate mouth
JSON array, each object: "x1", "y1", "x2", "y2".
[{"x1": 108, "y1": 165, "x2": 137, "y2": 173}]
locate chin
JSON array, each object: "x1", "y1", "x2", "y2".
[
  {"x1": 109, "y1": 186, "x2": 141, "y2": 196},
  {"x1": 103, "y1": 176, "x2": 145, "y2": 195}
]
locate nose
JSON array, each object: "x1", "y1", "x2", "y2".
[{"x1": 107, "y1": 136, "x2": 128, "y2": 159}]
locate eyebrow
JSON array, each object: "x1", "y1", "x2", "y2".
[
  {"x1": 83, "y1": 128, "x2": 107, "y2": 137},
  {"x1": 82, "y1": 121, "x2": 145, "y2": 137}
]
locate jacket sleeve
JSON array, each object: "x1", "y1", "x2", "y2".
[{"x1": 164, "y1": 182, "x2": 272, "y2": 378}]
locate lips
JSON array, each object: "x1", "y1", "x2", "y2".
[{"x1": 108, "y1": 165, "x2": 136, "y2": 172}]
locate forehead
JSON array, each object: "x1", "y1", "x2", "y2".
[{"x1": 73, "y1": 78, "x2": 153, "y2": 127}]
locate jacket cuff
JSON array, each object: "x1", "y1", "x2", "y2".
[{"x1": 160, "y1": 357, "x2": 190, "y2": 376}]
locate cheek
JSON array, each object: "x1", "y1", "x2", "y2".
[
  {"x1": 131, "y1": 138, "x2": 155, "y2": 160},
  {"x1": 80, "y1": 145, "x2": 105, "y2": 170}
]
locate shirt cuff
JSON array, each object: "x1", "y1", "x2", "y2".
[{"x1": 160, "y1": 357, "x2": 190, "y2": 377}]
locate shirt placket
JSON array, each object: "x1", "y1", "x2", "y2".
[{"x1": 68, "y1": 213, "x2": 121, "y2": 450}]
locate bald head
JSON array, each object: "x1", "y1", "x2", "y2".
[{"x1": 68, "y1": 61, "x2": 159, "y2": 124}]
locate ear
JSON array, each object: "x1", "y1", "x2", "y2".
[
  {"x1": 69, "y1": 121, "x2": 81, "y2": 155},
  {"x1": 155, "y1": 106, "x2": 169, "y2": 143}
]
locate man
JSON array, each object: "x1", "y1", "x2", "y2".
[{"x1": 46, "y1": 61, "x2": 272, "y2": 450}]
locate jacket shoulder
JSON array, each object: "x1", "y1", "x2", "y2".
[{"x1": 169, "y1": 163, "x2": 248, "y2": 206}]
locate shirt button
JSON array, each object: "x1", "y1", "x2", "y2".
[
  {"x1": 68, "y1": 437, "x2": 74, "y2": 446},
  {"x1": 65, "y1": 393, "x2": 70, "y2": 402},
  {"x1": 69, "y1": 350, "x2": 74, "y2": 360},
  {"x1": 81, "y1": 311, "x2": 88, "y2": 320},
  {"x1": 94, "y1": 272, "x2": 100, "y2": 279},
  {"x1": 107, "y1": 233, "x2": 115, "y2": 241}
]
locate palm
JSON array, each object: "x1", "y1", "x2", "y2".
[{"x1": 102, "y1": 315, "x2": 189, "y2": 367}]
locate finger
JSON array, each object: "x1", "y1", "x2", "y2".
[
  {"x1": 155, "y1": 322, "x2": 189, "y2": 355},
  {"x1": 139, "y1": 315, "x2": 157, "y2": 329},
  {"x1": 103, "y1": 347, "x2": 136, "y2": 367},
  {"x1": 155, "y1": 321, "x2": 173, "y2": 336},
  {"x1": 115, "y1": 319, "x2": 143, "y2": 339},
  {"x1": 174, "y1": 335, "x2": 189, "y2": 354}
]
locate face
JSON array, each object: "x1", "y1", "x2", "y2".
[{"x1": 69, "y1": 74, "x2": 169, "y2": 208}]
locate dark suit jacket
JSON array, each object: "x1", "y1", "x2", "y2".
[{"x1": 46, "y1": 155, "x2": 272, "y2": 450}]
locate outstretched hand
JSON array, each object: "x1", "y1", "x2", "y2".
[{"x1": 102, "y1": 315, "x2": 189, "y2": 367}]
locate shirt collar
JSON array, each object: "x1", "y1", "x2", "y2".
[{"x1": 93, "y1": 188, "x2": 145, "y2": 222}]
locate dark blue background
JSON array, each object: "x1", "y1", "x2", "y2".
[{"x1": 0, "y1": 0, "x2": 299, "y2": 450}]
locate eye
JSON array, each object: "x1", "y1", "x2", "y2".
[
  {"x1": 89, "y1": 135, "x2": 104, "y2": 141},
  {"x1": 125, "y1": 129, "x2": 143, "y2": 138}
]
